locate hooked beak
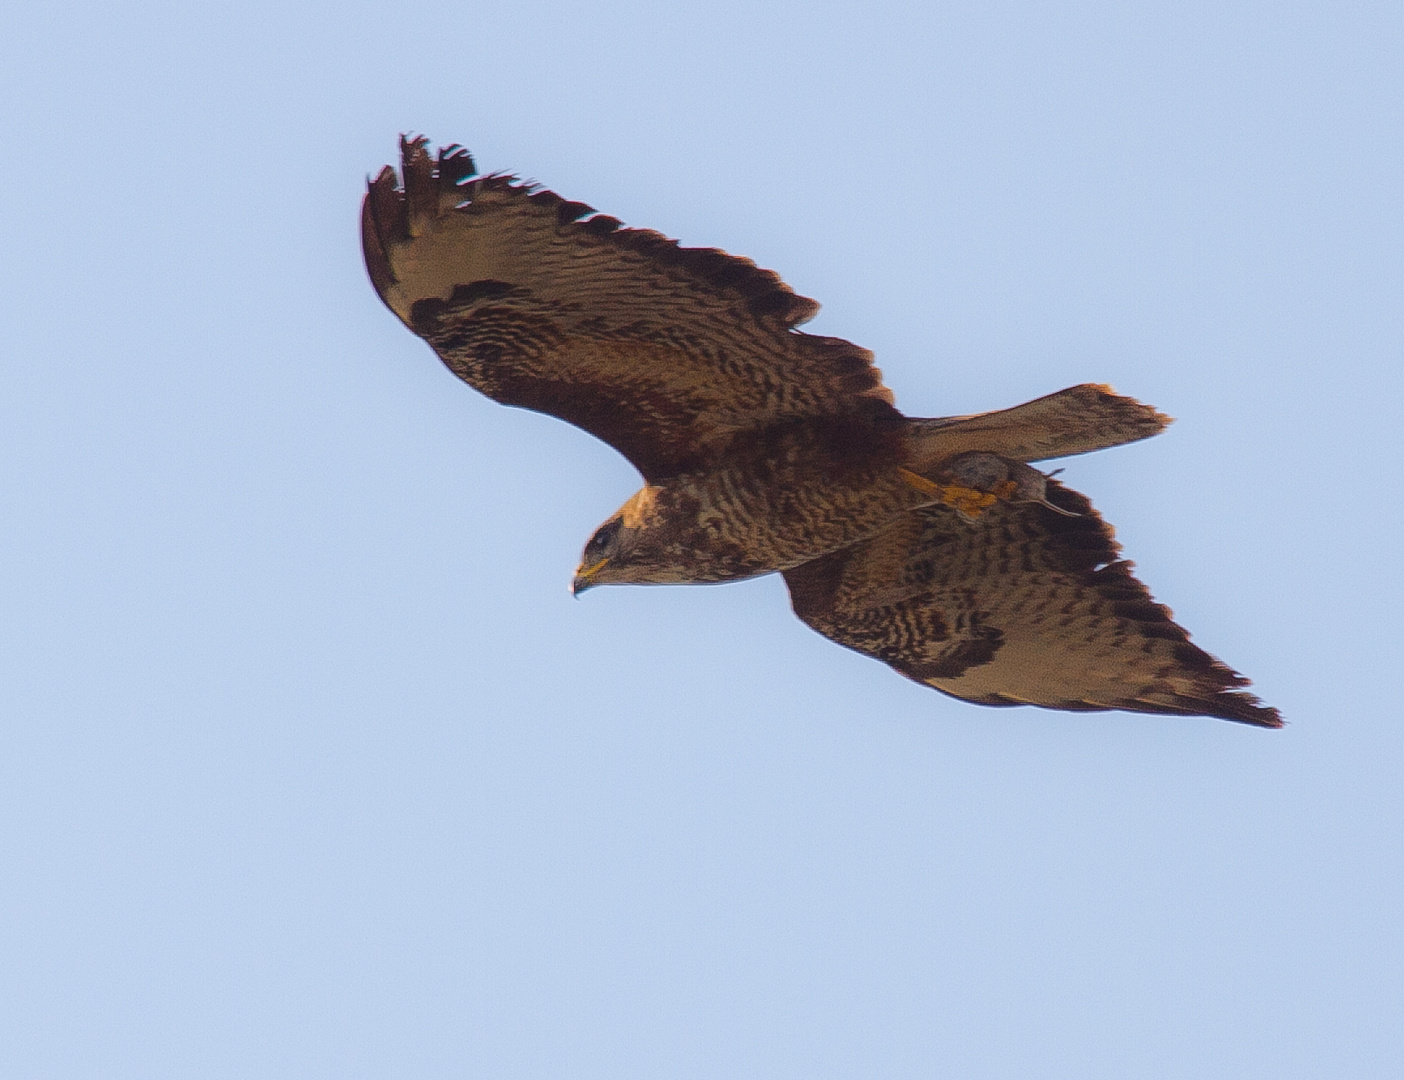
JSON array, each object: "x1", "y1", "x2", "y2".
[{"x1": 571, "y1": 557, "x2": 610, "y2": 597}]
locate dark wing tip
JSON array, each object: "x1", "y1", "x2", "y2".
[
  {"x1": 437, "y1": 143, "x2": 477, "y2": 186},
  {"x1": 1144, "y1": 642, "x2": 1283, "y2": 727},
  {"x1": 1120, "y1": 686, "x2": 1283, "y2": 728},
  {"x1": 361, "y1": 164, "x2": 401, "y2": 300},
  {"x1": 364, "y1": 135, "x2": 830, "y2": 333},
  {"x1": 1210, "y1": 694, "x2": 1284, "y2": 728},
  {"x1": 400, "y1": 135, "x2": 439, "y2": 233},
  {"x1": 1035, "y1": 489, "x2": 1282, "y2": 727},
  {"x1": 362, "y1": 134, "x2": 484, "y2": 306}
]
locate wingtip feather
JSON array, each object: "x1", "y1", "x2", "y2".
[{"x1": 361, "y1": 165, "x2": 402, "y2": 300}]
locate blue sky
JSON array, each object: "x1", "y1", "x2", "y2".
[{"x1": 2, "y1": 1, "x2": 1401, "y2": 1077}]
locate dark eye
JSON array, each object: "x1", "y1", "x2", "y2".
[{"x1": 586, "y1": 518, "x2": 623, "y2": 558}]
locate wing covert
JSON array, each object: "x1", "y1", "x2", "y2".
[{"x1": 363, "y1": 137, "x2": 898, "y2": 479}]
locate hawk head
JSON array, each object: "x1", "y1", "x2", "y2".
[
  {"x1": 571, "y1": 482, "x2": 740, "y2": 592},
  {"x1": 571, "y1": 514, "x2": 634, "y2": 595},
  {"x1": 571, "y1": 486, "x2": 676, "y2": 594}
]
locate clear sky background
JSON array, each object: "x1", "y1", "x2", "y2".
[{"x1": 2, "y1": 1, "x2": 1401, "y2": 1077}]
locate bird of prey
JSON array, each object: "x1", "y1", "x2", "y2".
[{"x1": 362, "y1": 136, "x2": 1280, "y2": 728}]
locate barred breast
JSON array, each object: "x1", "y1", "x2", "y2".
[{"x1": 640, "y1": 417, "x2": 927, "y2": 583}]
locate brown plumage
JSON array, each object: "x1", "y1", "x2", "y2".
[
  {"x1": 363, "y1": 136, "x2": 1280, "y2": 728},
  {"x1": 784, "y1": 482, "x2": 1277, "y2": 725}
]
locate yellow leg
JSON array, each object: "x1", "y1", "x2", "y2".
[
  {"x1": 897, "y1": 467, "x2": 943, "y2": 496},
  {"x1": 898, "y1": 468, "x2": 1018, "y2": 519}
]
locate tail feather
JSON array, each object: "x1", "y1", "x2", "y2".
[{"x1": 906, "y1": 384, "x2": 1171, "y2": 468}]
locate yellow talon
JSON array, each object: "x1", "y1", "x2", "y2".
[{"x1": 945, "y1": 485, "x2": 998, "y2": 516}]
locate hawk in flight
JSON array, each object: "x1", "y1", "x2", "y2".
[{"x1": 362, "y1": 137, "x2": 1279, "y2": 728}]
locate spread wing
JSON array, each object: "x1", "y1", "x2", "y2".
[
  {"x1": 782, "y1": 482, "x2": 1281, "y2": 727},
  {"x1": 362, "y1": 137, "x2": 898, "y2": 480}
]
